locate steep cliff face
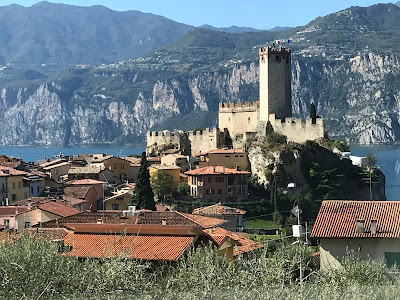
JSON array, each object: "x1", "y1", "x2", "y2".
[
  {"x1": 248, "y1": 142, "x2": 386, "y2": 200},
  {"x1": 0, "y1": 52, "x2": 399, "y2": 146}
]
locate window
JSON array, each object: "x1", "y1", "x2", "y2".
[
  {"x1": 218, "y1": 189, "x2": 222, "y2": 195},
  {"x1": 12, "y1": 182, "x2": 15, "y2": 189},
  {"x1": 31, "y1": 187, "x2": 34, "y2": 194},
  {"x1": 216, "y1": 177, "x2": 224, "y2": 183},
  {"x1": 12, "y1": 194, "x2": 16, "y2": 201},
  {"x1": 37, "y1": 186, "x2": 39, "y2": 193},
  {"x1": 112, "y1": 204, "x2": 120, "y2": 210},
  {"x1": 208, "y1": 177, "x2": 212, "y2": 183},
  {"x1": 4, "y1": 219, "x2": 9, "y2": 229},
  {"x1": 24, "y1": 222, "x2": 31, "y2": 229},
  {"x1": 225, "y1": 155, "x2": 230, "y2": 158},
  {"x1": 121, "y1": 165, "x2": 125, "y2": 170},
  {"x1": 114, "y1": 165, "x2": 117, "y2": 170},
  {"x1": 206, "y1": 189, "x2": 214, "y2": 195},
  {"x1": 248, "y1": 117, "x2": 251, "y2": 124},
  {"x1": 18, "y1": 181, "x2": 21, "y2": 189}
]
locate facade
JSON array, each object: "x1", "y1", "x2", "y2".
[
  {"x1": 67, "y1": 166, "x2": 115, "y2": 182},
  {"x1": 104, "y1": 187, "x2": 134, "y2": 211},
  {"x1": 311, "y1": 200, "x2": 400, "y2": 270},
  {"x1": 149, "y1": 164, "x2": 181, "y2": 190},
  {"x1": 161, "y1": 154, "x2": 190, "y2": 172},
  {"x1": 197, "y1": 148, "x2": 249, "y2": 171},
  {"x1": 64, "y1": 180, "x2": 104, "y2": 211},
  {"x1": 185, "y1": 166, "x2": 250, "y2": 202},
  {"x1": 0, "y1": 206, "x2": 30, "y2": 230},
  {"x1": 86, "y1": 154, "x2": 130, "y2": 183},
  {"x1": 43, "y1": 162, "x2": 71, "y2": 181},
  {"x1": 0, "y1": 167, "x2": 30, "y2": 204},
  {"x1": 193, "y1": 204, "x2": 246, "y2": 232},
  {"x1": 146, "y1": 45, "x2": 325, "y2": 156}
]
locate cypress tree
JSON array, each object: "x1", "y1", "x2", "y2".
[
  {"x1": 131, "y1": 152, "x2": 156, "y2": 211},
  {"x1": 310, "y1": 102, "x2": 317, "y2": 124}
]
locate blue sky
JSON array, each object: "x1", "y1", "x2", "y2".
[{"x1": 0, "y1": 0, "x2": 396, "y2": 29}]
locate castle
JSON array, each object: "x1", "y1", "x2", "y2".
[{"x1": 147, "y1": 45, "x2": 326, "y2": 156}]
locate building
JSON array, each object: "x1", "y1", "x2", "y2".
[
  {"x1": 185, "y1": 166, "x2": 250, "y2": 202},
  {"x1": 121, "y1": 156, "x2": 141, "y2": 181},
  {"x1": 13, "y1": 201, "x2": 79, "y2": 230},
  {"x1": 86, "y1": 154, "x2": 130, "y2": 183},
  {"x1": 311, "y1": 200, "x2": 400, "y2": 270},
  {"x1": 0, "y1": 206, "x2": 30, "y2": 230},
  {"x1": 149, "y1": 164, "x2": 181, "y2": 190},
  {"x1": 0, "y1": 166, "x2": 30, "y2": 204},
  {"x1": 193, "y1": 204, "x2": 246, "y2": 232},
  {"x1": 197, "y1": 148, "x2": 249, "y2": 171},
  {"x1": 161, "y1": 154, "x2": 190, "y2": 172},
  {"x1": 64, "y1": 179, "x2": 104, "y2": 211},
  {"x1": 42, "y1": 161, "x2": 71, "y2": 181},
  {"x1": 67, "y1": 166, "x2": 116, "y2": 182},
  {"x1": 25, "y1": 174, "x2": 45, "y2": 197},
  {"x1": 146, "y1": 45, "x2": 325, "y2": 157},
  {"x1": 104, "y1": 185, "x2": 135, "y2": 211}
]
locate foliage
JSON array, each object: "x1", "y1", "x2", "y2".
[
  {"x1": 266, "y1": 132, "x2": 287, "y2": 145},
  {"x1": 131, "y1": 152, "x2": 156, "y2": 210},
  {"x1": 176, "y1": 182, "x2": 190, "y2": 195},
  {"x1": 150, "y1": 170, "x2": 174, "y2": 202},
  {"x1": 318, "y1": 138, "x2": 350, "y2": 152},
  {"x1": 193, "y1": 126, "x2": 205, "y2": 133},
  {"x1": 245, "y1": 219, "x2": 280, "y2": 229},
  {"x1": 365, "y1": 153, "x2": 377, "y2": 167},
  {"x1": 310, "y1": 102, "x2": 317, "y2": 123}
]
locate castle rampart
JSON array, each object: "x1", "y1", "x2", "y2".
[{"x1": 268, "y1": 114, "x2": 325, "y2": 143}]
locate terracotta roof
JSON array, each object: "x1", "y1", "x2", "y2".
[
  {"x1": 147, "y1": 157, "x2": 161, "y2": 162},
  {"x1": 66, "y1": 179, "x2": 105, "y2": 185},
  {"x1": 203, "y1": 227, "x2": 263, "y2": 255},
  {"x1": 68, "y1": 167, "x2": 105, "y2": 174},
  {"x1": 177, "y1": 212, "x2": 227, "y2": 228},
  {"x1": 39, "y1": 211, "x2": 125, "y2": 228},
  {"x1": 185, "y1": 165, "x2": 250, "y2": 176},
  {"x1": 193, "y1": 204, "x2": 246, "y2": 216},
  {"x1": 25, "y1": 228, "x2": 70, "y2": 240},
  {"x1": 64, "y1": 186, "x2": 93, "y2": 199},
  {"x1": 122, "y1": 157, "x2": 141, "y2": 166},
  {"x1": 156, "y1": 204, "x2": 170, "y2": 212},
  {"x1": 37, "y1": 201, "x2": 80, "y2": 217},
  {"x1": 0, "y1": 166, "x2": 28, "y2": 176},
  {"x1": 0, "y1": 206, "x2": 30, "y2": 216},
  {"x1": 311, "y1": 200, "x2": 400, "y2": 239},
  {"x1": 40, "y1": 158, "x2": 65, "y2": 167},
  {"x1": 63, "y1": 232, "x2": 194, "y2": 260}
]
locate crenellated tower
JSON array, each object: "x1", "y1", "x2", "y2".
[{"x1": 259, "y1": 46, "x2": 292, "y2": 121}]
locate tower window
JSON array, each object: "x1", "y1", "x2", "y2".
[{"x1": 248, "y1": 117, "x2": 251, "y2": 124}]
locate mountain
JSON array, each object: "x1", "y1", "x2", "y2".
[
  {"x1": 199, "y1": 24, "x2": 260, "y2": 33},
  {"x1": 0, "y1": 1, "x2": 192, "y2": 65},
  {"x1": 1, "y1": 3, "x2": 400, "y2": 146}
]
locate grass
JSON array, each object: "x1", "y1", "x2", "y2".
[{"x1": 245, "y1": 219, "x2": 280, "y2": 229}]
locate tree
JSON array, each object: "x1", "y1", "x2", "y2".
[
  {"x1": 151, "y1": 170, "x2": 173, "y2": 203},
  {"x1": 309, "y1": 102, "x2": 317, "y2": 124},
  {"x1": 365, "y1": 153, "x2": 377, "y2": 168},
  {"x1": 177, "y1": 182, "x2": 190, "y2": 195},
  {"x1": 131, "y1": 152, "x2": 156, "y2": 210}
]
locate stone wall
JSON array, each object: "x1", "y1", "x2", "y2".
[
  {"x1": 268, "y1": 114, "x2": 325, "y2": 143},
  {"x1": 187, "y1": 128, "x2": 221, "y2": 155},
  {"x1": 146, "y1": 130, "x2": 190, "y2": 156},
  {"x1": 218, "y1": 101, "x2": 259, "y2": 139}
]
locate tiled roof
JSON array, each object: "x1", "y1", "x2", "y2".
[
  {"x1": 150, "y1": 164, "x2": 180, "y2": 170},
  {"x1": 311, "y1": 200, "x2": 400, "y2": 239},
  {"x1": 203, "y1": 227, "x2": 264, "y2": 256},
  {"x1": 185, "y1": 165, "x2": 250, "y2": 176},
  {"x1": 66, "y1": 179, "x2": 105, "y2": 185},
  {"x1": 122, "y1": 157, "x2": 141, "y2": 166},
  {"x1": 177, "y1": 212, "x2": 227, "y2": 228},
  {"x1": 193, "y1": 204, "x2": 246, "y2": 216},
  {"x1": 63, "y1": 232, "x2": 194, "y2": 261},
  {"x1": 0, "y1": 206, "x2": 30, "y2": 216},
  {"x1": 0, "y1": 166, "x2": 28, "y2": 176},
  {"x1": 156, "y1": 204, "x2": 170, "y2": 212},
  {"x1": 25, "y1": 228, "x2": 70, "y2": 240},
  {"x1": 68, "y1": 167, "x2": 105, "y2": 174},
  {"x1": 38, "y1": 201, "x2": 80, "y2": 217},
  {"x1": 39, "y1": 211, "x2": 124, "y2": 228},
  {"x1": 64, "y1": 186, "x2": 93, "y2": 199},
  {"x1": 43, "y1": 162, "x2": 70, "y2": 170},
  {"x1": 40, "y1": 158, "x2": 65, "y2": 167}
]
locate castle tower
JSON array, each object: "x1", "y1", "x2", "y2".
[{"x1": 259, "y1": 46, "x2": 292, "y2": 121}]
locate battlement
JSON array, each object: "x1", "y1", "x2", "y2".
[
  {"x1": 219, "y1": 101, "x2": 259, "y2": 113},
  {"x1": 187, "y1": 127, "x2": 219, "y2": 136},
  {"x1": 259, "y1": 46, "x2": 291, "y2": 57},
  {"x1": 269, "y1": 114, "x2": 324, "y2": 127},
  {"x1": 147, "y1": 130, "x2": 185, "y2": 138}
]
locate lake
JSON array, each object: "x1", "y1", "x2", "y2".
[{"x1": 0, "y1": 144, "x2": 399, "y2": 200}]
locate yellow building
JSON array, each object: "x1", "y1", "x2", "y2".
[
  {"x1": 0, "y1": 166, "x2": 30, "y2": 203},
  {"x1": 197, "y1": 148, "x2": 249, "y2": 171},
  {"x1": 104, "y1": 186, "x2": 135, "y2": 211},
  {"x1": 87, "y1": 154, "x2": 131, "y2": 183},
  {"x1": 149, "y1": 164, "x2": 181, "y2": 190}
]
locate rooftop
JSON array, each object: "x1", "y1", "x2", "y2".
[
  {"x1": 68, "y1": 166, "x2": 105, "y2": 174},
  {"x1": 0, "y1": 206, "x2": 30, "y2": 216},
  {"x1": 311, "y1": 200, "x2": 400, "y2": 239},
  {"x1": 43, "y1": 162, "x2": 70, "y2": 170},
  {"x1": 185, "y1": 165, "x2": 250, "y2": 176},
  {"x1": 193, "y1": 204, "x2": 246, "y2": 216},
  {"x1": 37, "y1": 201, "x2": 80, "y2": 217},
  {"x1": 66, "y1": 179, "x2": 105, "y2": 185},
  {"x1": 150, "y1": 164, "x2": 181, "y2": 170},
  {"x1": 197, "y1": 148, "x2": 247, "y2": 156},
  {"x1": 0, "y1": 166, "x2": 28, "y2": 177}
]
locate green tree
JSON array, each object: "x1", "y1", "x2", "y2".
[
  {"x1": 131, "y1": 152, "x2": 156, "y2": 210},
  {"x1": 365, "y1": 153, "x2": 377, "y2": 168},
  {"x1": 310, "y1": 102, "x2": 317, "y2": 124},
  {"x1": 151, "y1": 170, "x2": 174, "y2": 203},
  {"x1": 177, "y1": 182, "x2": 190, "y2": 195}
]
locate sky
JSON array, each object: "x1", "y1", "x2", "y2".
[{"x1": 0, "y1": 0, "x2": 397, "y2": 29}]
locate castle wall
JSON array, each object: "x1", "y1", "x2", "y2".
[
  {"x1": 218, "y1": 101, "x2": 259, "y2": 139},
  {"x1": 259, "y1": 46, "x2": 292, "y2": 121},
  {"x1": 146, "y1": 130, "x2": 188, "y2": 156},
  {"x1": 188, "y1": 128, "x2": 220, "y2": 155},
  {"x1": 269, "y1": 114, "x2": 325, "y2": 144}
]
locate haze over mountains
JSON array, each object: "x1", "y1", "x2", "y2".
[{"x1": 0, "y1": 2, "x2": 400, "y2": 146}]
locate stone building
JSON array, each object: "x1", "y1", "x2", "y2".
[{"x1": 146, "y1": 45, "x2": 326, "y2": 156}]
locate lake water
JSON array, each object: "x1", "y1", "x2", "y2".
[{"x1": 0, "y1": 144, "x2": 399, "y2": 200}]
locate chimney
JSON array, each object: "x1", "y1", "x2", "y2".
[
  {"x1": 370, "y1": 220, "x2": 377, "y2": 235},
  {"x1": 213, "y1": 166, "x2": 216, "y2": 173},
  {"x1": 222, "y1": 166, "x2": 225, "y2": 173},
  {"x1": 28, "y1": 199, "x2": 32, "y2": 210},
  {"x1": 236, "y1": 165, "x2": 240, "y2": 171},
  {"x1": 356, "y1": 219, "x2": 365, "y2": 234},
  {"x1": 162, "y1": 219, "x2": 167, "y2": 225},
  {"x1": 96, "y1": 218, "x2": 103, "y2": 224}
]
